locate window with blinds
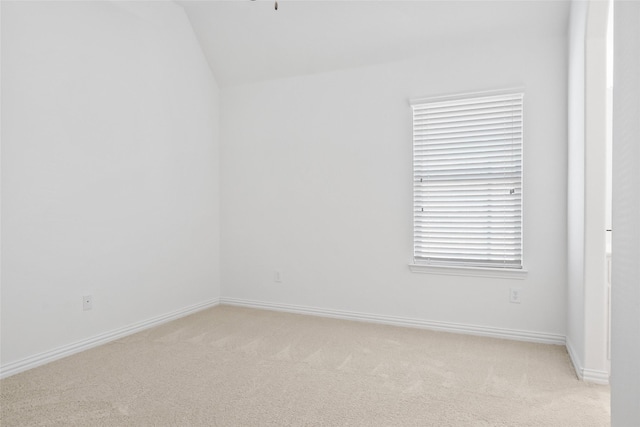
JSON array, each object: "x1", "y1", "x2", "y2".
[{"x1": 411, "y1": 91, "x2": 523, "y2": 269}]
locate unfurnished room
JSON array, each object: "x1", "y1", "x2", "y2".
[{"x1": 1, "y1": 0, "x2": 639, "y2": 426}]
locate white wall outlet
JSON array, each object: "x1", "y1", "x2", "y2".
[
  {"x1": 509, "y1": 287, "x2": 522, "y2": 304},
  {"x1": 274, "y1": 270, "x2": 282, "y2": 283},
  {"x1": 83, "y1": 295, "x2": 93, "y2": 311}
]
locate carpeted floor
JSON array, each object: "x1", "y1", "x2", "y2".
[{"x1": 1, "y1": 305, "x2": 610, "y2": 426}]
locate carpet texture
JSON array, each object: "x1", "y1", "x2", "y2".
[{"x1": 1, "y1": 305, "x2": 610, "y2": 426}]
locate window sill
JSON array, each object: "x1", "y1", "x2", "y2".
[{"x1": 408, "y1": 263, "x2": 528, "y2": 280}]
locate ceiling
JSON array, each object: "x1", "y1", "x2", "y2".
[{"x1": 178, "y1": 0, "x2": 571, "y2": 87}]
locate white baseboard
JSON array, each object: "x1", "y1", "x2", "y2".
[
  {"x1": 220, "y1": 297, "x2": 566, "y2": 346},
  {"x1": 566, "y1": 337, "x2": 584, "y2": 379},
  {"x1": 6, "y1": 296, "x2": 606, "y2": 384},
  {"x1": 582, "y1": 368, "x2": 610, "y2": 384},
  {"x1": 0, "y1": 298, "x2": 220, "y2": 379},
  {"x1": 565, "y1": 338, "x2": 610, "y2": 385}
]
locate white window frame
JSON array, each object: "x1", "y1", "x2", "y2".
[{"x1": 409, "y1": 89, "x2": 527, "y2": 279}]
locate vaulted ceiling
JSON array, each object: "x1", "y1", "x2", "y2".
[{"x1": 178, "y1": 0, "x2": 571, "y2": 87}]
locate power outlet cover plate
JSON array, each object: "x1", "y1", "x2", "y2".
[{"x1": 510, "y1": 288, "x2": 522, "y2": 304}]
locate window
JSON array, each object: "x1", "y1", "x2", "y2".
[{"x1": 411, "y1": 91, "x2": 523, "y2": 270}]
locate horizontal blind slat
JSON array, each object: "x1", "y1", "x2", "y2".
[{"x1": 412, "y1": 91, "x2": 523, "y2": 268}]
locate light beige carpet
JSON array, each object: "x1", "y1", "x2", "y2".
[{"x1": 1, "y1": 305, "x2": 610, "y2": 426}]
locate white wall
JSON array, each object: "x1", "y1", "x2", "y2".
[
  {"x1": 567, "y1": 0, "x2": 588, "y2": 369},
  {"x1": 583, "y1": 0, "x2": 610, "y2": 381},
  {"x1": 566, "y1": 0, "x2": 610, "y2": 384},
  {"x1": 1, "y1": 1, "x2": 221, "y2": 370},
  {"x1": 611, "y1": 0, "x2": 640, "y2": 423},
  {"x1": 220, "y1": 33, "x2": 568, "y2": 337}
]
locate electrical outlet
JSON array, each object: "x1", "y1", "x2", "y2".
[
  {"x1": 274, "y1": 270, "x2": 282, "y2": 283},
  {"x1": 510, "y1": 287, "x2": 522, "y2": 304},
  {"x1": 83, "y1": 295, "x2": 93, "y2": 311}
]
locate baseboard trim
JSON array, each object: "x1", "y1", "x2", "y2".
[
  {"x1": 0, "y1": 298, "x2": 220, "y2": 379},
  {"x1": 566, "y1": 337, "x2": 584, "y2": 379},
  {"x1": 6, "y1": 297, "x2": 606, "y2": 383},
  {"x1": 565, "y1": 338, "x2": 610, "y2": 385},
  {"x1": 582, "y1": 368, "x2": 610, "y2": 384},
  {"x1": 220, "y1": 297, "x2": 566, "y2": 345}
]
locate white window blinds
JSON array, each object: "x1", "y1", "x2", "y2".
[{"x1": 412, "y1": 91, "x2": 523, "y2": 269}]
